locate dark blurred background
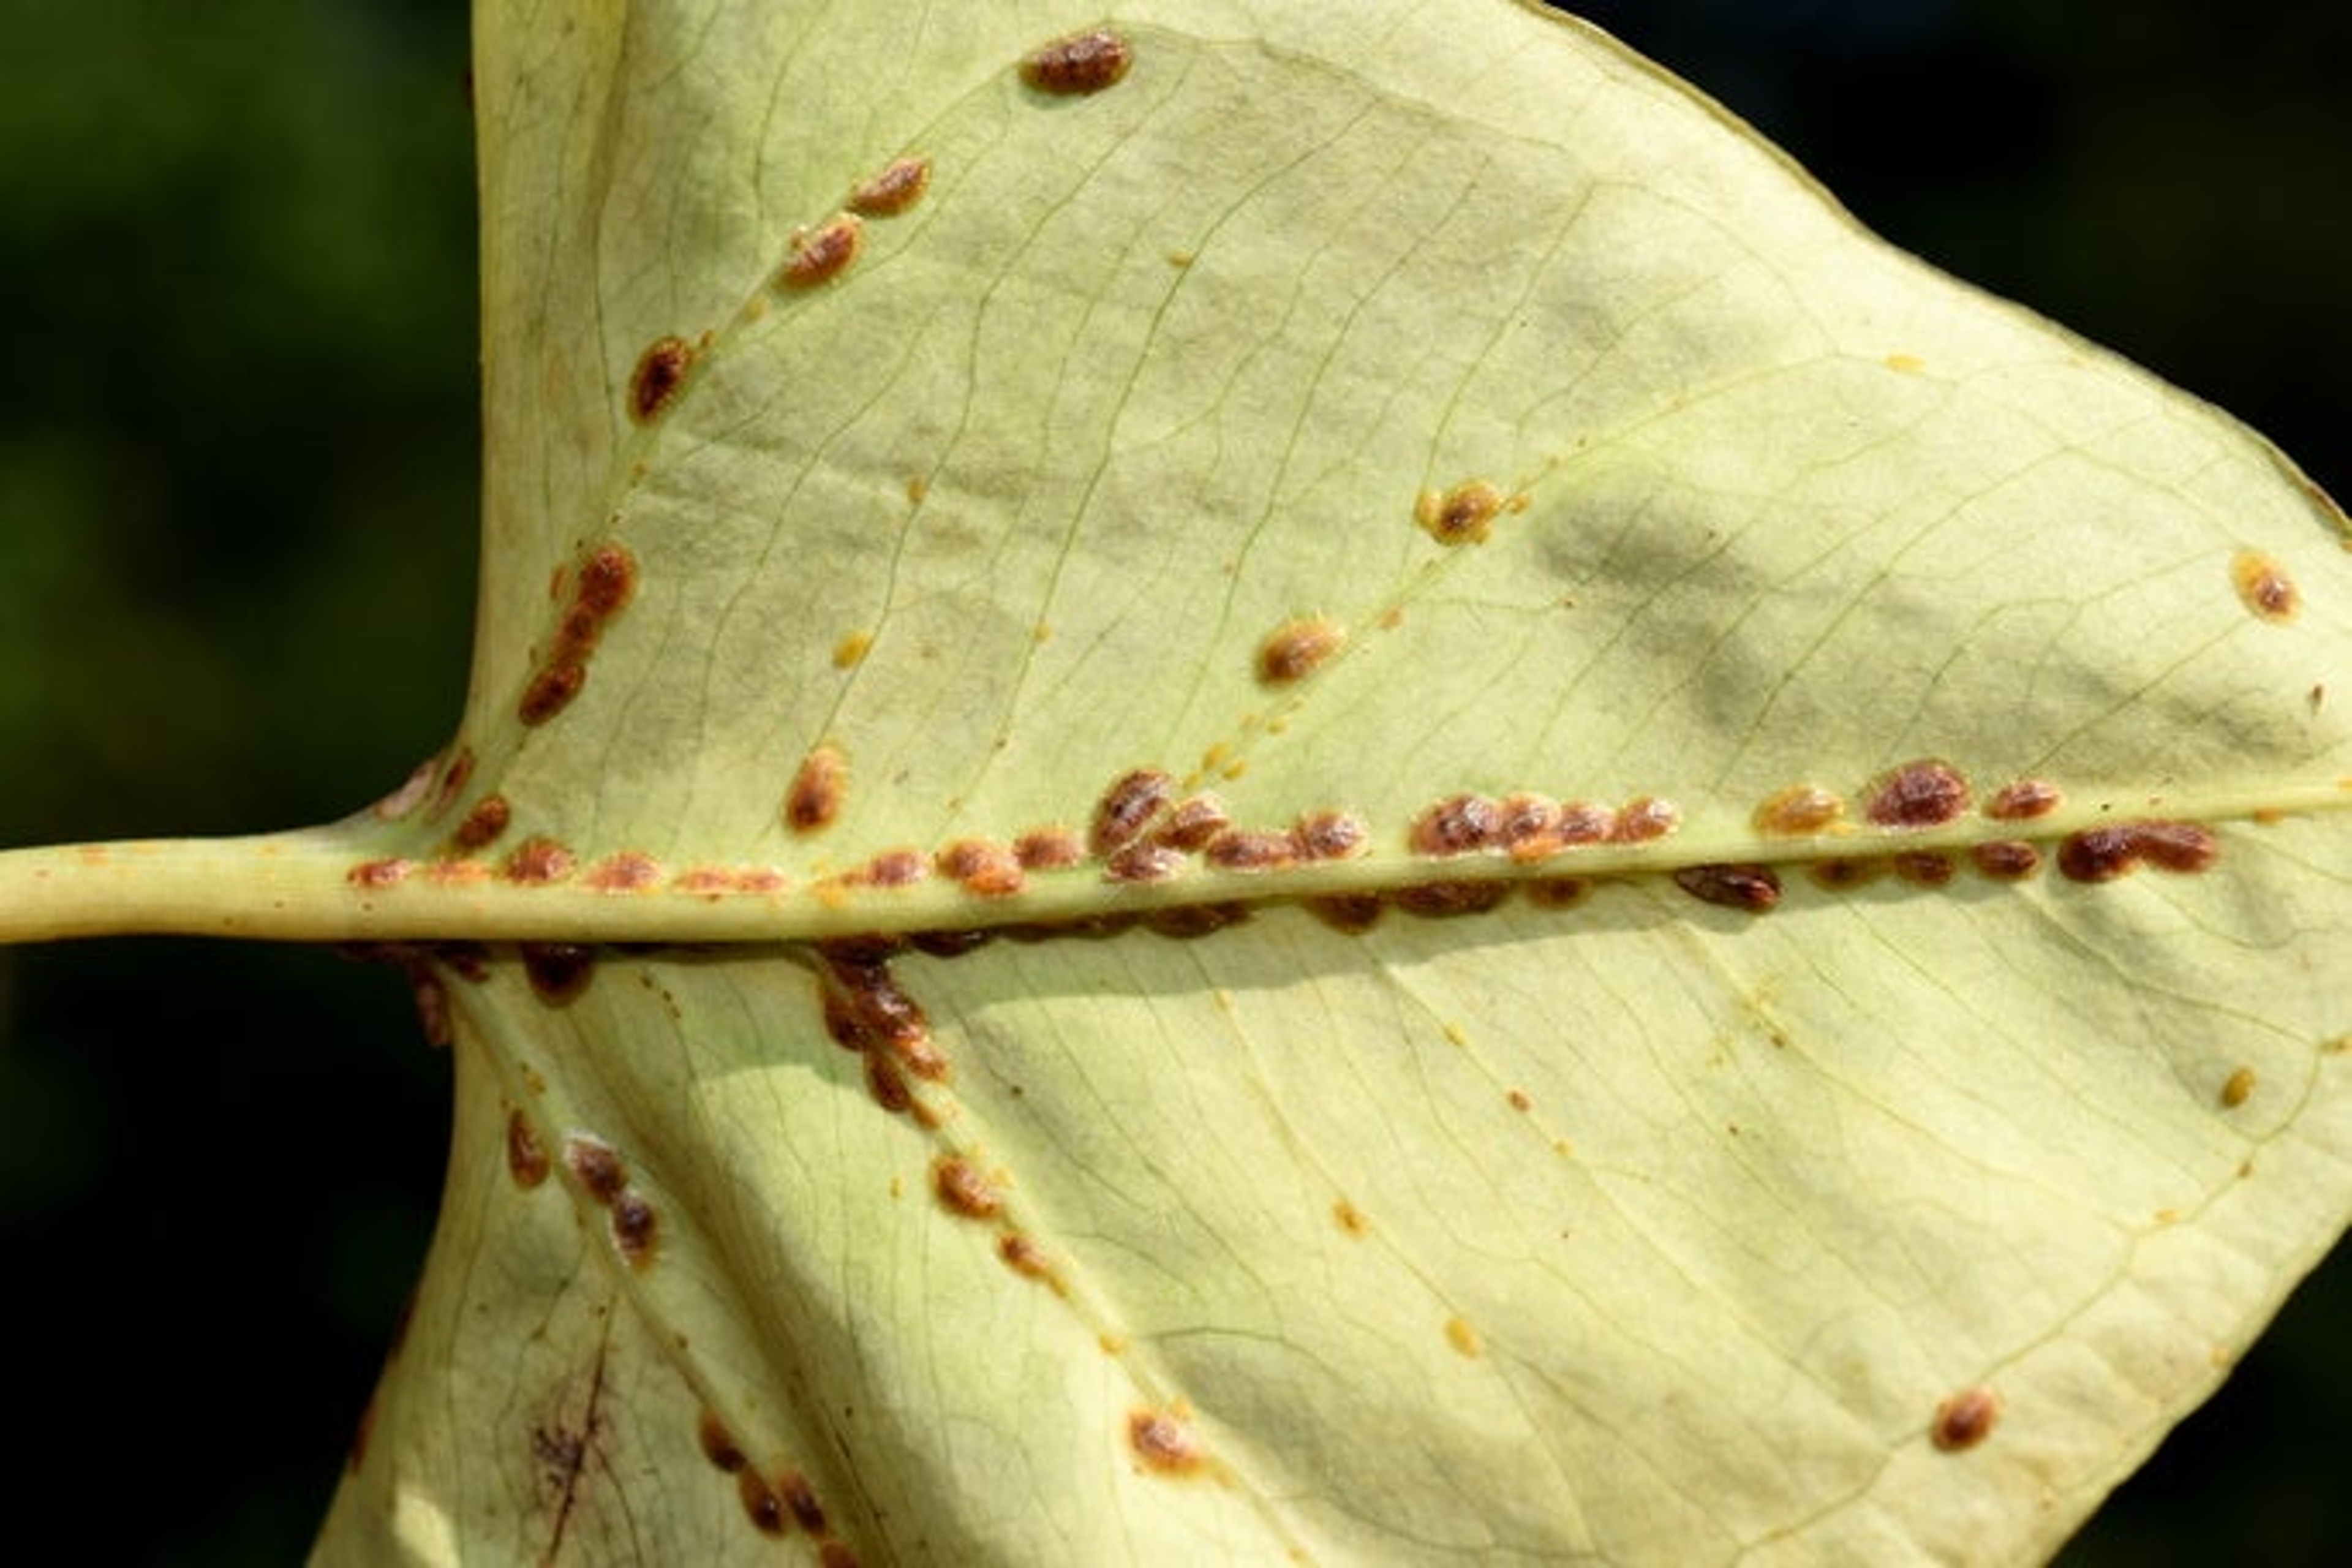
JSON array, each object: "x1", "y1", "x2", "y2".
[{"x1": 0, "y1": 1, "x2": 2341, "y2": 1560}]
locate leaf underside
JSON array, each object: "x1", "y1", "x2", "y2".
[{"x1": 319, "y1": 3, "x2": 2352, "y2": 1564}]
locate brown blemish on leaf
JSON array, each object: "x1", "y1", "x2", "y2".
[
  {"x1": 2220, "y1": 1065, "x2": 2258, "y2": 1109},
  {"x1": 1865, "y1": 759, "x2": 1971, "y2": 828},
  {"x1": 1014, "y1": 827, "x2": 1085, "y2": 870},
  {"x1": 786, "y1": 745, "x2": 848, "y2": 834},
  {"x1": 1091, "y1": 768, "x2": 1175, "y2": 854},
  {"x1": 1672, "y1": 863, "x2": 1782, "y2": 912},
  {"x1": 1754, "y1": 785, "x2": 1843, "y2": 836},
  {"x1": 2231, "y1": 549, "x2": 2301, "y2": 622},
  {"x1": 584, "y1": 851, "x2": 662, "y2": 892},
  {"x1": 521, "y1": 941, "x2": 597, "y2": 1005},
  {"x1": 1931, "y1": 1385, "x2": 2001, "y2": 1452},
  {"x1": 938, "y1": 838, "x2": 1026, "y2": 897},
  {"x1": 610, "y1": 1191, "x2": 658, "y2": 1268},
  {"x1": 564, "y1": 1134, "x2": 627, "y2": 1205},
  {"x1": 846, "y1": 154, "x2": 931, "y2": 217},
  {"x1": 1986, "y1": 778, "x2": 2063, "y2": 821},
  {"x1": 932, "y1": 1156, "x2": 1002, "y2": 1219},
  {"x1": 453, "y1": 793, "x2": 512, "y2": 852},
  {"x1": 1127, "y1": 1408, "x2": 1207, "y2": 1476},
  {"x1": 627, "y1": 334, "x2": 695, "y2": 424},
  {"x1": 697, "y1": 1411, "x2": 745, "y2": 1473},
  {"x1": 778, "y1": 214, "x2": 864, "y2": 288},
  {"x1": 2057, "y1": 820, "x2": 2219, "y2": 883},
  {"x1": 1020, "y1": 26, "x2": 1134, "y2": 94},
  {"x1": 1411, "y1": 793, "x2": 1501, "y2": 856},
  {"x1": 1256, "y1": 616, "x2": 1346, "y2": 684},
  {"x1": 506, "y1": 1109, "x2": 550, "y2": 1189},
  {"x1": 1415, "y1": 480, "x2": 1506, "y2": 545},
  {"x1": 1970, "y1": 840, "x2": 2041, "y2": 880}
]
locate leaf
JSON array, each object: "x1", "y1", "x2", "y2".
[{"x1": 314, "y1": 2, "x2": 2352, "y2": 1562}]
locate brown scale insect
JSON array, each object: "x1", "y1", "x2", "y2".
[
  {"x1": 1672, "y1": 862, "x2": 1782, "y2": 913},
  {"x1": 1411, "y1": 793, "x2": 1501, "y2": 857},
  {"x1": 786, "y1": 745, "x2": 848, "y2": 834},
  {"x1": 1256, "y1": 616, "x2": 1346, "y2": 685},
  {"x1": 610, "y1": 1191, "x2": 658, "y2": 1268},
  {"x1": 1105, "y1": 840, "x2": 1187, "y2": 883},
  {"x1": 846, "y1": 155, "x2": 931, "y2": 217},
  {"x1": 452, "y1": 793, "x2": 511, "y2": 852},
  {"x1": 518, "y1": 662, "x2": 587, "y2": 726},
  {"x1": 1204, "y1": 828, "x2": 1296, "y2": 872},
  {"x1": 697, "y1": 1411, "x2": 746, "y2": 1474},
  {"x1": 1865, "y1": 759, "x2": 1971, "y2": 829},
  {"x1": 1307, "y1": 893, "x2": 1385, "y2": 932},
  {"x1": 937, "y1": 838, "x2": 1025, "y2": 897},
  {"x1": 1152, "y1": 793, "x2": 1231, "y2": 852},
  {"x1": 584, "y1": 851, "x2": 662, "y2": 891},
  {"x1": 505, "y1": 837, "x2": 577, "y2": 885},
  {"x1": 1752, "y1": 785, "x2": 1842, "y2": 836},
  {"x1": 777, "y1": 214, "x2": 863, "y2": 288},
  {"x1": 348, "y1": 858, "x2": 412, "y2": 889},
  {"x1": 2057, "y1": 820, "x2": 2218, "y2": 883},
  {"x1": 1891, "y1": 851, "x2": 1956, "y2": 888},
  {"x1": 738, "y1": 1468, "x2": 789, "y2": 1537},
  {"x1": 1144, "y1": 903, "x2": 1250, "y2": 938},
  {"x1": 563, "y1": 1134, "x2": 627, "y2": 1205},
  {"x1": 1931, "y1": 1386, "x2": 2001, "y2": 1452},
  {"x1": 780, "y1": 1471, "x2": 827, "y2": 1536},
  {"x1": 1613, "y1": 796, "x2": 1680, "y2": 842},
  {"x1": 933, "y1": 1156, "x2": 1003, "y2": 1219},
  {"x1": 1019, "y1": 27, "x2": 1134, "y2": 94},
  {"x1": 627, "y1": 334, "x2": 695, "y2": 424},
  {"x1": 1415, "y1": 480, "x2": 1506, "y2": 546},
  {"x1": 521, "y1": 941, "x2": 596, "y2": 1005},
  {"x1": 506, "y1": 1109, "x2": 551, "y2": 1189},
  {"x1": 1126, "y1": 1408, "x2": 1207, "y2": 1475},
  {"x1": 1294, "y1": 809, "x2": 1368, "y2": 861},
  {"x1": 1091, "y1": 768, "x2": 1175, "y2": 854},
  {"x1": 1496, "y1": 793, "x2": 1561, "y2": 859},
  {"x1": 1014, "y1": 827, "x2": 1085, "y2": 870},
  {"x1": 1970, "y1": 840, "x2": 2041, "y2": 880},
  {"x1": 1393, "y1": 880, "x2": 1509, "y2": 918},
  {"x1": 1985, "y1": 778, "x2": 2063, "y2": 821},
  {"x1": 2230, "y1": 549, "x2": 2300, "y2": 623}
]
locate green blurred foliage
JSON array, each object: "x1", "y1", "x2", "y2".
[{"x1": 0, "y1": 1, "x2": 2339, "y2": 1561}]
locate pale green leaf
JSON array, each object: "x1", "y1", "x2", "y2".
[{"x1": 314, "y1": 2, "x2": 2352, "y2": 1562}]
